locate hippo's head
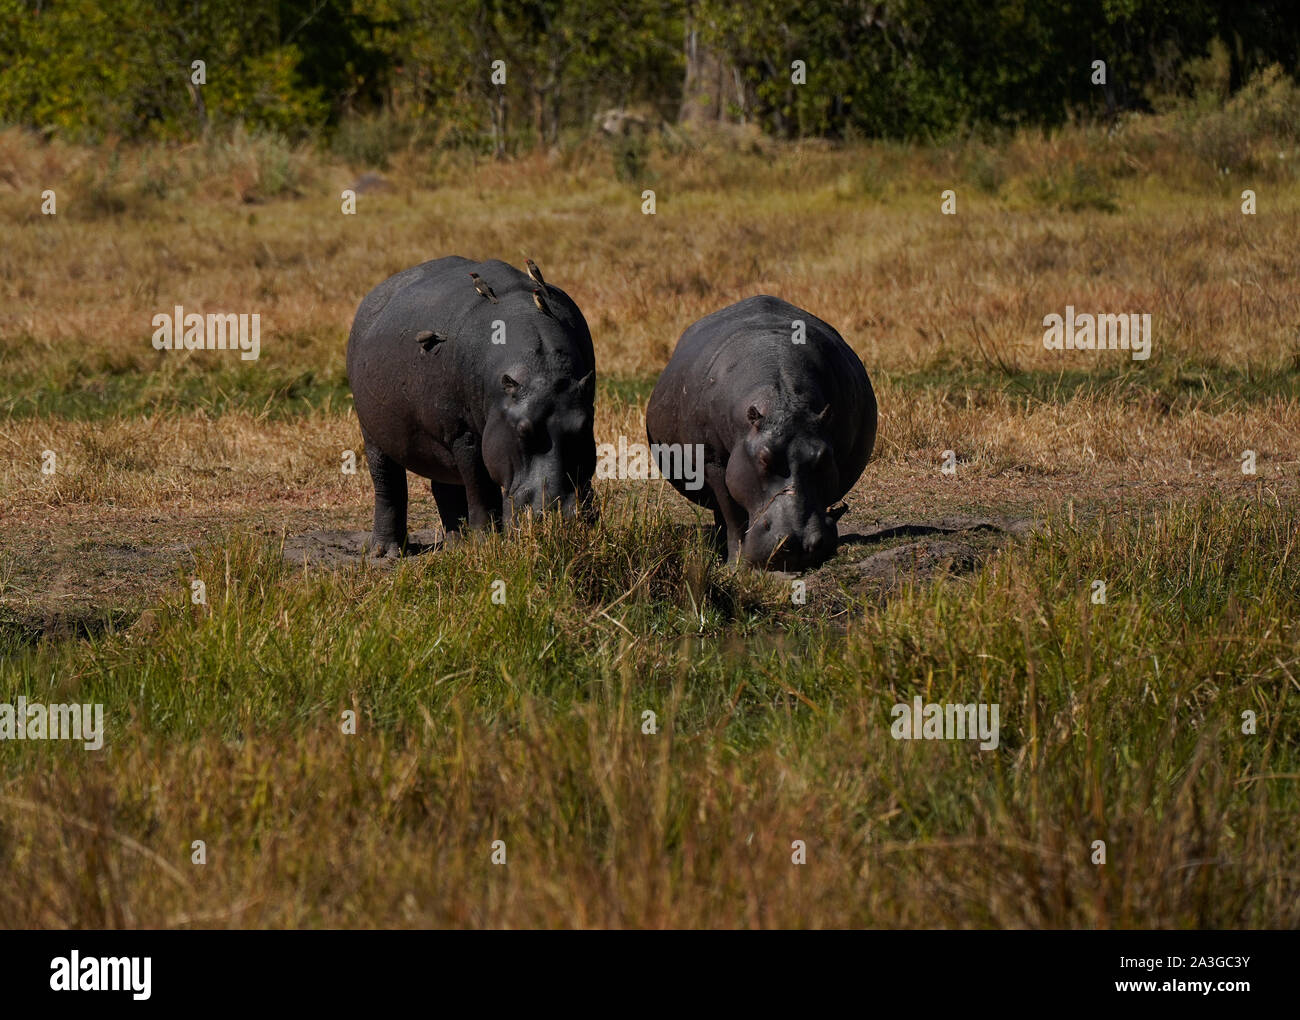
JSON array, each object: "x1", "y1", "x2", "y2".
[
  {"x1": 484, "y1": 365, "x2": 597, "y2": 524},
  {"x1": 727, "y1": 398, "x2": 848, "y2": 571}
]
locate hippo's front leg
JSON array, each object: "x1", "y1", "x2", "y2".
[
  {"x1": 430, "y1": 481, "x2": 469, "y2": 535},
  {"x1": 362, "y1": 427, "x2": 408, "y2": 557},
  {"x1": 451, "y1": 433, "x2": 504, "y2": 531},
  {"x1": 704, "y1": 461, "x2": 747, "y2": 563}
]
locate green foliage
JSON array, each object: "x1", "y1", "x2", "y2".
[
  {"x1": 1, "y1": 2, "x2": 1298, "y2": 146},
  {"x1": 0, "y1": 0, "x2": 327, "y2": 141},
  {"x1": 208, "y1": 47, "x2": 329, "y2": 139},
  {"x1": 692, "y1": 0, "x2": 1300, "y2": 140},
  {"x1": 329, "y1": 110, "x2": 412, "y2": 169},
  {"x1": 1175, "y1": 63, "x2": 1300, "y2": 176},
  {"x1": 1029, "y1": 161, "x2": 1119, "y2": 212}
]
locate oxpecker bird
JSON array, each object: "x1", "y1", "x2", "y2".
[
  {"x1": 469, "y1": 272, "x2": 498, "y2": 303},
  {"x1": 525, "y1": 258, "x2": 546, "y2": 290},
  {"x1": 532, "y1": 289, "x2": 552, "y2": 316}
]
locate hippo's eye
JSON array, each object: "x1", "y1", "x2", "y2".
[
  {"x1": 516, "y1": 419, "x2": 534, "y2": 440},
  {"x1": 757, "y1": 447, "x2": 773, "y2": 471}
]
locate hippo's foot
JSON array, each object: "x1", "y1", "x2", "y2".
[{"x1": 364, "y1": 533, "x2": 410, "y2": 559}]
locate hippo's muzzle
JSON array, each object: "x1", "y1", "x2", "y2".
[
  {"x1": 744, "y1": 494, "x2": 841, "y2": 570},
  {"x1": 504, "y1": 477, "x2": 593, "y2": 524}
]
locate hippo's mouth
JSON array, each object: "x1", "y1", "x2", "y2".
[
  {"x1": 504, "y1": 479, "x2": 586, "y2": 522},
  {"x1": 744, "y1": 486, "x2": 796, "y2": 533},
  {"x1": 742, "y1": 489, "x2": 843, "y2": 570},
  {"x1": 744, "y1": 488, "x2": 847, "y2": 534},
  {"x1": 766, "y1": 533, "x2": 837, "y2": 571}
]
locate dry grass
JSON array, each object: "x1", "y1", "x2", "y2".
[{"x1": 2, "y1": 123, "x2": 1299, "y2": 381}]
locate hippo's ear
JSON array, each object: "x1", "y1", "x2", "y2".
[
  {"x1": 746, "y1": 405, "x2": 764, "y2": 428},
  {"x1": 576, "y1": 370, "x2": 595, "y2": 403},
  {"x1": 502, "y1": 373, "x2": 521, "y2": 397}
]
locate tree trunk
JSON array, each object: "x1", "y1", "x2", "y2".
[
  {"x1": 187, "y1": 80, "x2": 208, "y2": 139},
  {"x1": 679, "y1": 11, "x2": 743, "y2": 125},
  {"x1": 493, "y1": 91, "x2": 507, "y2": 159}
]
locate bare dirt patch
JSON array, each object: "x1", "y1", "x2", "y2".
[
  {"x1": 842, "y1": 515, "x2": 1035, "y2": 589},
  {"x1": 1, "y1": 454, "x2": 1293, "y2": 642},
  {"x1": 282, "y1": 529, "x2": 446, "y2": 567}
]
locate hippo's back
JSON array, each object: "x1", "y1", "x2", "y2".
[
  {"x1": 649, "y1": 296, "x2": 874, "y2": 470},
  {"x1": 348, "y1": 257, "x2": 474, "y2": 352},
  {"x1": 347, "y1": 256, "x2": 596, "y2": 468}
]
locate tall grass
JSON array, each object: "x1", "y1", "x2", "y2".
[{"x1": 0, "y1": 498, "x2": 1296, "y2": 927}]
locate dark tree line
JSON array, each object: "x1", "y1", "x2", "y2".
[{"x1": 0, "y1": 0, "x2": 1296, "y2": 146}]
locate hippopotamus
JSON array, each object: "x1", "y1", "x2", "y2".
[
  {"x1": 346, "y1": 256, "x2": 597, "y2": 556},
  {"x1": 645, "y1": 295, "x2": 876, "y2": 570}
]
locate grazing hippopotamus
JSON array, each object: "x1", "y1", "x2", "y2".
[
  {"x1": 346, "y1": 256, "x2": 596, "y2": 556},
  {"x1": 646, "y1": 295, "x2": 876, "y2": 570}
]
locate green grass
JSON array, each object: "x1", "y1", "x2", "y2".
[
  {"x1": 0, "y1": 350, "x2": 350, "y2": 421},
  {"x1": 0, "y1": 343, "x2": 659, "y2": 421},
  {"x1": 11, "y1": 346, "x2": 1299, "y2": 425},
  {"x1": 887, "y1": 362, "x2": 1300, "y2": 409},
  {"x1": 596, "y1": 374, "x2": 658, "y2": 411},
  {"x1": 2, "y1": 496, "x2": 1296, "y2": 926}
]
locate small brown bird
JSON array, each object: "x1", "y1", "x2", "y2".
[
  {"x1": 469, "y1": 272, "x2": 498, "y2": 303},
  {"x1": 525, "y1": 258, "x2": 546, "y2": 290},
  {"x1": 532, "y1": 288, "x2": 551, "y2": 315}
]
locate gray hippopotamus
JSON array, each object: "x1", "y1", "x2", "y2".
[
  {"x1": 347, "y1": 256, "x2": 597, "y2": 556},
  {"x1": 646, "y1": 295, "x2": 876, "y2": 570}
]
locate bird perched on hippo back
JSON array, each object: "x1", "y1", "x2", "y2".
[
  {"x1": 346, "y1": 256, "x2": 597, "y2": 557},
  {"x1": 525, "y1": 258, "x2": 546, "y2": 290},
  {"x1": 646, "y1": 295, "x2": 876, "y2": 571}
]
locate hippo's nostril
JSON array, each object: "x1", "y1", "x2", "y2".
[{"x1": 804, "y1": 528, "x2": 837, "y2": 564}]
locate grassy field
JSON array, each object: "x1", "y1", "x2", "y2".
[{"x1": 0, "y1": 106, "x2": 1298, "y2": 927}]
